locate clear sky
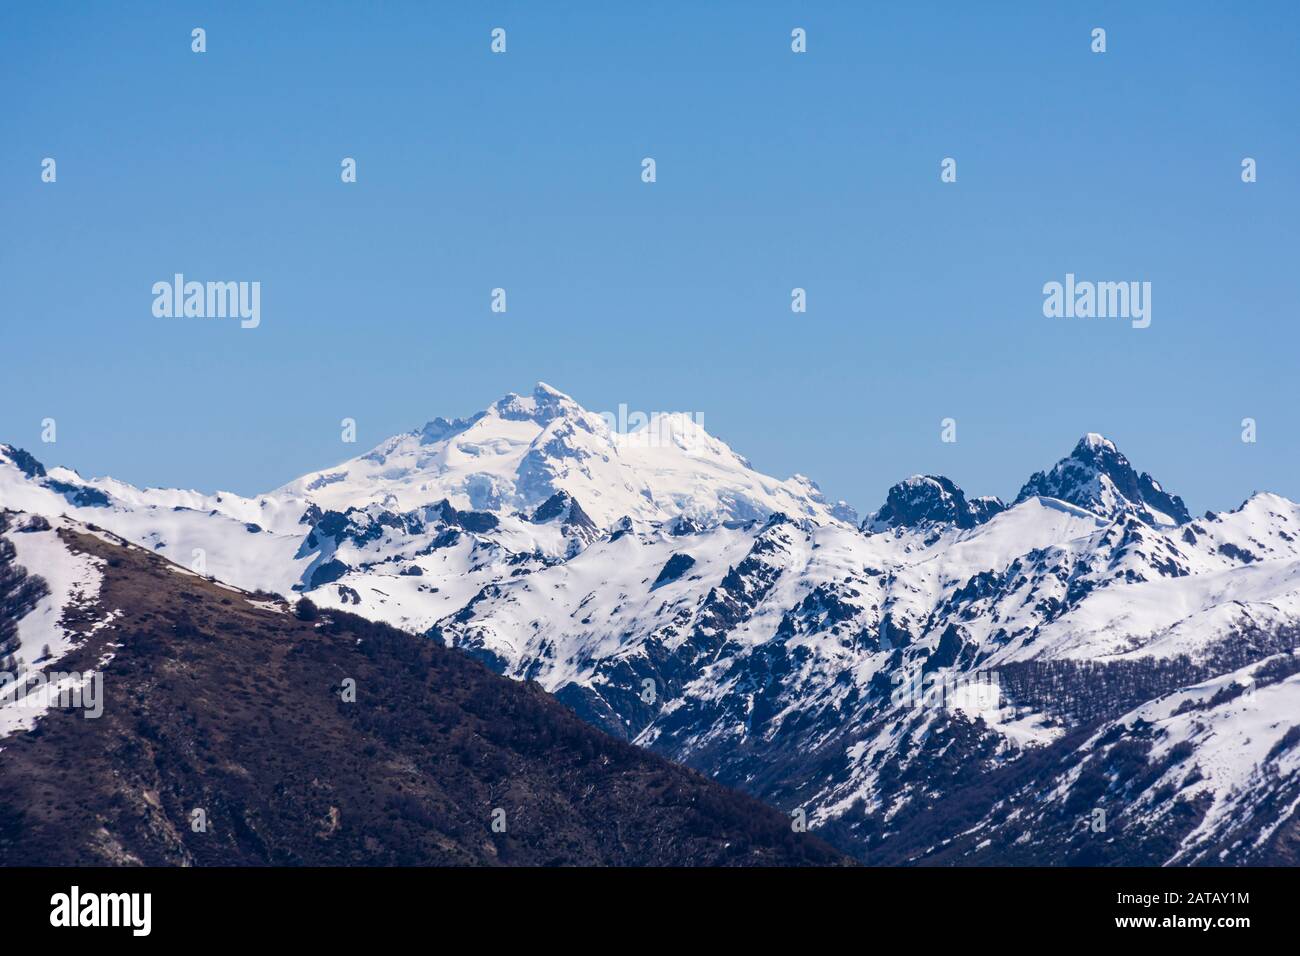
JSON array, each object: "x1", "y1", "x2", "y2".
[{"x1": 2, "y1": 2, "x2": 1297, "y2": 517}]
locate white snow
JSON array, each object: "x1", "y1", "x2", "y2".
[
  {"x1": 1, "y1": 515, "x2": 108, "y2": 738},
  {"x1": 277, "y1": 384, "x2": 841, "y2": 528},
  {"x1": 6, "y1": 519, "x2": 104, "y2": 671}
]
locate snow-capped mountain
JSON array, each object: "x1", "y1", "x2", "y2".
[
  {"x1": 280, "y1": 382, "x2": 839, "y2": 528},
  {"x1": 1, "y1": 382, "x2": 840, "y2": 617},
  {"x1": 4, "y1": 384, "x2": 1299, "y2": 863},
  {"x1": 1015, "y1": 432, "x2": 1191, "y2": 526},
  {"x1": 863, "y1": 474, "x2": 1006, "y2": 532}
]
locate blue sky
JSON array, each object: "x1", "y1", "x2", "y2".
[{"x1": 2, "y1": 2, "x2": 1297, "y2": 516}]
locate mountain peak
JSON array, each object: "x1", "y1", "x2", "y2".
[
  {"x1": 532, "y1": 381, "x2": 570, "y2": 400},
  {"x1": 1017, "y1": 435, "x2": 1190, "y2": 526},
  {"x1": 864, "y1": 475, "x2": 1005, "y2": 533},
  {"x1": 278, "y1": 383, "x2": 838, "y2": 528},
  {"x1": 0, "y1": 444, "x2": 48, "y2": 480},
  {"x1": 489, "y1": 382, "x2": 584, "y2": 425},
  {"x1": 1076, "y1": 432, "x2": 1117, "y2": 455}
]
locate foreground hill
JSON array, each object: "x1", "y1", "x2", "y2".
[{"x1": 0, "y1": 513, "x2": 843, "y2": 866}]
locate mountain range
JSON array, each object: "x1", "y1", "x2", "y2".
[
  {"x1": 3, "y1": 382, "x2": 1299, "y2": 865},
  {"x1": 0, "y1": 513, "x2": 843, "y2": 865}
]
